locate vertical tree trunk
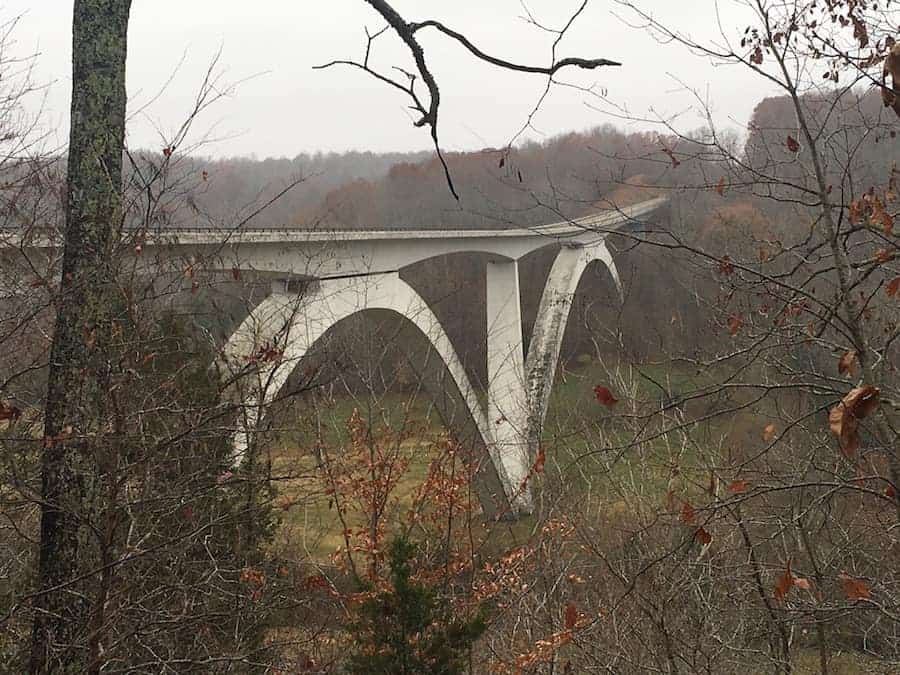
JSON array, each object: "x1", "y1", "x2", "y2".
[{"x1": 30, "y1": 2, "x2": 131, "y2": 672}]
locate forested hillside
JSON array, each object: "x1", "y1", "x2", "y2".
[
  {"x1": 95, "y1": 88, "x2": 897, "y2": 385},
  {"x1": 218, "y1": 89, "x2": 891, "y2": 374},
  {"x1": 8, "y1": 88, "x2": 895, "y2": 384}
]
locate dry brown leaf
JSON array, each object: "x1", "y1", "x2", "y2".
[
  {"x1": 793, "y1": 576, "x2": 812, "y2": 591},
  {"x1": 828, "y1": 403, "x2": 857, "y2": 455},
  {"x1": 532, "y1": 446, "x2": 546, "y2": 474},
  {"x1": 844, "y1": 385, "x2": 881, "y2": 419},
  {"x1": 887, "y1": 276, "x2": 900, "y2": 297},
  {"x1": 838, "y1": 350, "x2": 858, "y2": 378},
  {"x1": 774, "y1": 559, "x2": 793, "y2": 601},
  {"x1": 841, "y1": 575, "x2": 872, "y2": 601},
  {"x1": 694, "y1": 527, "x2": 712, "y2": 545},
  {"x1": 564, "y1": 602, "x2": 578, "y2": 630},
  {"x1": 750, "y1": 45, "x2": 764, "y2": 65},
  {"x1": 729, "y1": 479, "x2": 750, "y2": 494},
  {"x1": 828, "y1": 385, "x2": 880, "y2": 457},
  {"x1": 593, "y1": 385, "x2": 618, "y2": 406}
]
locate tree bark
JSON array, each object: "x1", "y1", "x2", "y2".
[{"x1": 30, "y1": 1, "x2": 131, "y2": 672}]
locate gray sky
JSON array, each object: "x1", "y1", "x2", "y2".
[{"x1": 8, "y1": 1, "x2": 781, "y2": 158}]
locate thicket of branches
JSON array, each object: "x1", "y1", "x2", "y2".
[{"x1": 0, "y1": 0, "x2": 899, "y2": 673}]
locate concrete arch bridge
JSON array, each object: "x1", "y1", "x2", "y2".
[{"x1": 13, "y1": 197, "x2": 666, "y2": 515}]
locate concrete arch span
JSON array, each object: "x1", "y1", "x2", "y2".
[
  {"x1": 9, "y1": 197, "x2": 667, "y2": 517},
  {"x1": 222, "y1": 272, "x2": 529, "y2": 511},
  {"x1": 524, "y1": 241, "x2": 621, "y2": 449}
]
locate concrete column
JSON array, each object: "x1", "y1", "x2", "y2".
[{"x1": 485, "y1": 259, "x2": 532, "y2": 514}]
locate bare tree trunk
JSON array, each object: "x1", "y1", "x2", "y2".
[{"x1": 30, "y1": 1, "x2": 131, "y2": 671}]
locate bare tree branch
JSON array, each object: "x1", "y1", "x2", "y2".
[
  {"x1": 315, "y1": 0, "x2": 621, "y2": 199},
  {"x1": 408, "y1": 19, "x2": 622, "y2": 76}
]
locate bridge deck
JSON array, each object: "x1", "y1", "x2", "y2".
[
  {"x1": 0, "y1": 197, "x2": 667, "y2": 277},
  {"x1": 160, "y1": 198, "x2": 665, "y2": 244}
]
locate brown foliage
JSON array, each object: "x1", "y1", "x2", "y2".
[
  {"x1": 828, "y1": 385, "x2": 881, "y2": 457},
  {"x1": 838, "y1": 350, "x2": 859, "y2": 378},
  {"x1": 593, "y1": 385, "x2": 618, "y2": 406},
  {"x1": 842, "y1": 575, "x2": 872, "y2": 601}
]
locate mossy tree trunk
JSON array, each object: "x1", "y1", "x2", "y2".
[{"x1": 30, "y1": 2, "x2": 131, "y2": 672}]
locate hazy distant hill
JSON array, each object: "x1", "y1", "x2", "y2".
[
  {"x1": 6, "y1": 88, "x2": 895, "y2": 374},
  {"x1": 186, "y1": 149, "x2": 433, "y2": 228}
]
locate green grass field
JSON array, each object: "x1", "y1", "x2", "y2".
[{"x1": 267, "y1": 355, "x2": 733, "y2": 560}]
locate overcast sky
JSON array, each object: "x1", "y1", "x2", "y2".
[{"x1": 7, "y1": 1, "x2": 782, "y2": 158}]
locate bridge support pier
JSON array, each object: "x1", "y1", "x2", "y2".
[{"x1": 485, "y1": 260, "x2": 532, "y2": 514}]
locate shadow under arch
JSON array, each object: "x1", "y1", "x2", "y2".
[{"x1": 568, "y1": 256, "x2": 626, "y2": 354}]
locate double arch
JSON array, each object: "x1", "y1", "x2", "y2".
[{"x1": 224, "y1": 240, "x2": 621, "y2": 515}]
